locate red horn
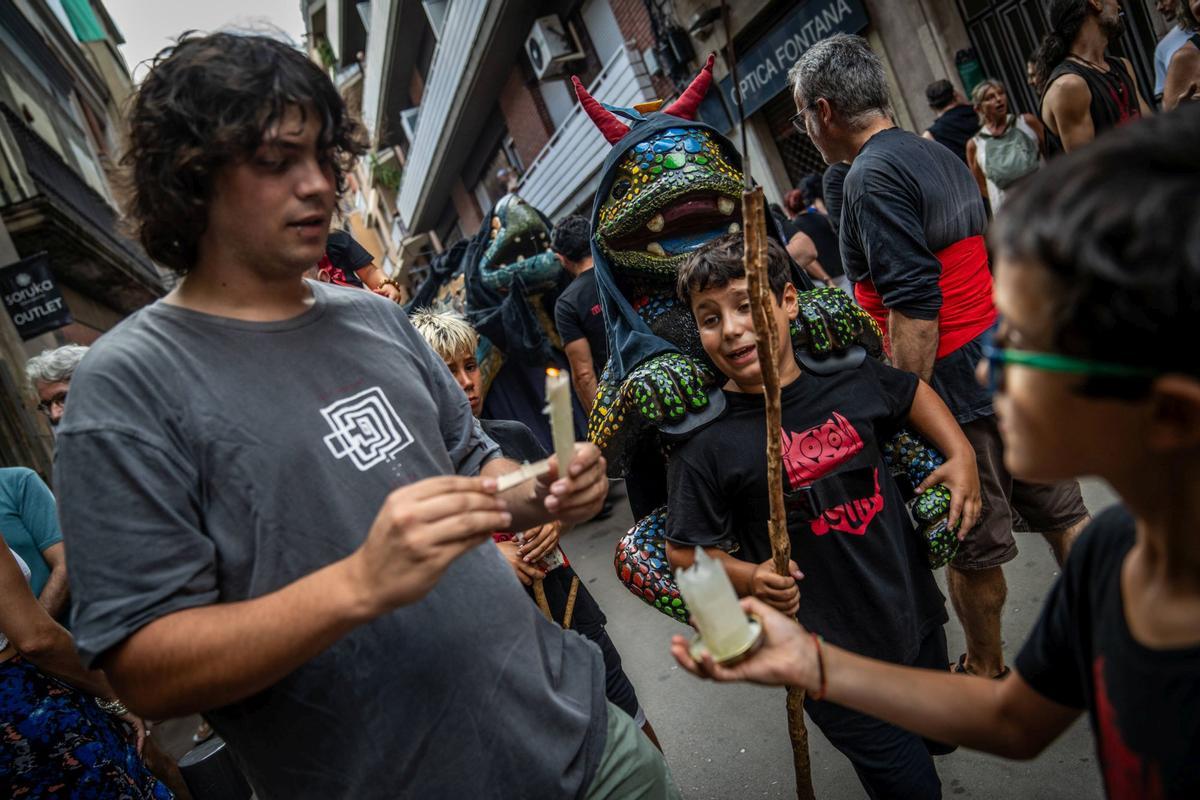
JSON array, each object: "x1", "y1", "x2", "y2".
[
  {"x1": 663, "y1": 53, "x2": 715, "y2": 120},
  {"x1": 572, "y1": 75, "x2": 629, "y2": 145}
]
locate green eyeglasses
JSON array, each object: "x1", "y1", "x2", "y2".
[{"x1": 981, "y1": 325, "x2": 1159, "y2": 395}]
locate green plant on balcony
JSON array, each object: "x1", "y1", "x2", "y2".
[
  {"x1": 316, "y1": 38, "x2": 336, "y2": 71},
  {"x1": 371, "y1": 156, "x2": 402, "y2": 192}
]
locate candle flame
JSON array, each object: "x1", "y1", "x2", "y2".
[{"x1": 546, "y1": 367, "x2": 560, "y2": 377}]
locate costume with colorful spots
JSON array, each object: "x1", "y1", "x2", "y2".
[{"x1": 575, "y1": 58, "x2": 959, "y2": 621}]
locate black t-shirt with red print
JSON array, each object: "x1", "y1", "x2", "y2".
[
  {"x1": 1016, "y1": 505, "x2": 1200, "y2": 799},
  {"x1": 666, "y1": 357, "x2": 947, "y2": 664}
]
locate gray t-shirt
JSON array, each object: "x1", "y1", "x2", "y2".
[{"x1": 54, "y1": 281, "x2": 606, "y2": 799}]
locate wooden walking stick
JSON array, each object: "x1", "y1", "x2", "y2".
[
  {"x1": 743, "y1": 187, "x2": 817, "y2": 800},
  {"x1": 562, "y1": 575, "x2": 581, "y2": 629},
  {"x1": 532, "y1": 578, "x2": 553, "y2": 621},
  {"x1": 719, "y1": 0, "x2": 816, "y2": 794}
]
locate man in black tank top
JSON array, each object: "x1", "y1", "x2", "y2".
[{"x1": 1037, "y1": 0, "x2": 1150, "y2": 156}]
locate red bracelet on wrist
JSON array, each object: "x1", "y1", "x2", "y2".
[{"x1": 810, "y1": 632, "x2": 827, "y2": 701}]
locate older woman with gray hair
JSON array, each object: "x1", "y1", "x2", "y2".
[
  {"x1": 25, "y1": 344, "x2": 87, "y2": 427},
  {"x1": 965, "y1": 79, "x2": 1044, "y2": 211}
]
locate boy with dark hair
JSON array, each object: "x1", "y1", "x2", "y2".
[
  {"x1": 665, "y1": 234, "x2": 981, "y2": 798},
  {"x1": 410, "y1": 309, "x2": 661, "y2": 749},
  {"x1": 54, "y1": 32, "x2": 674, "y2": 799},
  {"x1": 673, "y1": 106, "x2": 1200, "y2": 800}
]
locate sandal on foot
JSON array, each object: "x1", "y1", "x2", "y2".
[{"x1": 951, "y1": 653, "x2": 1011, "y2": 680}]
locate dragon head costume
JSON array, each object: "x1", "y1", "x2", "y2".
[
  {"x1": 407, "y1": 191, "x2": 584, "y2": 448},
  {"x1": 573, "y1": 56, "x2": 959, "y2": 622}
]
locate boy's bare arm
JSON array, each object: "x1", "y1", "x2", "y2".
[
  {"x1": 675, "y1": 597, "x2": 1081, "y2": 760},
  {"x1": 824, "y1": 643, "x2": 1079, "y2": 758},
  {"x1": 906, "y1": 380, "x2": 982, "y2": 534}
]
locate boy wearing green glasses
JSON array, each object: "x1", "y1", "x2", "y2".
[{"x1": 672, "y1": 106, "x2": 1200, "y2": 798}]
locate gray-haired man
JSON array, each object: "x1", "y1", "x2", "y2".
[
  {"x1": 26, "y1": 344, "x2": 88, "y2": 428},
  {"x1": 787, "y1": 32, "x2": 1090, "y2": 793}
]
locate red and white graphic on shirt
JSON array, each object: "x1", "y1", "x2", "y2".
[
  {"x1": 780, "y1": 413, "x2": 883, "y2": 536},
  {"x1": 1093, "y1": 656, "x2": 1164, "y2": 799}
]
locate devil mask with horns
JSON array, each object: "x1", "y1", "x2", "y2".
[{"x1": 572, "y1": 57, "x2": 960, "y2": 622}]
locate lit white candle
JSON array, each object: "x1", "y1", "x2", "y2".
[
  {"x1": 675, "y1": 546, "x2": 755, "y2": 660},
  {"x1": 544, "y1": 368, "x2": 575, "y2": 478}
]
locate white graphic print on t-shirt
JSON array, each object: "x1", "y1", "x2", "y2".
[{"x1": 321, "y1": 386, "x2": 414, "y2": 471}]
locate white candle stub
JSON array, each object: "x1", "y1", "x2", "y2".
[
  {"x1": 544, "y1": 368, "x2": 575, "y2": 477},
  {"x1": 495, "y1": 460, "x2": 551, "y2": 492},
  {"x1": 675, "y1": 546, "x2": 755, "y2": 660}
]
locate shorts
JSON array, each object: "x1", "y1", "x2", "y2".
[
  {"x1": 583, "y1": 702, "x2": 679, "y2": 800},
  {"x1": 953, "y1": 414, "x2": 1089, "y2": 570}
]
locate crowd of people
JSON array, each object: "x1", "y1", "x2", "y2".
[{"x1": 3, "y1": 1, "x2": 1197, "y2": 798}]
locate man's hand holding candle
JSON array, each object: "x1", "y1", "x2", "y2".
[
  {"x1": 537, "y1": 442, "x2": 607, "y2": 524},
  {"x1": 484, "y1": 442, "x2": 608, "y2": 530}
]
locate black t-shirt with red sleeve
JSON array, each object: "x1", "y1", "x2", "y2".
[
  {"x1": 1015, "y1": 505, "x2": 1200, "y2": 799},
  {"x1": 840, "y1": 127, "x2": 995, "y2": 425},
  {"x1": 665, "y1": 357, "x2": 947, "y2": 664}
]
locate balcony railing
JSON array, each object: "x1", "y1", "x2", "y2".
[
  {"x1": 517, "y1": 44, "x2": 655, "y2": 221},
  {"x1": 395, "y1": 0, "x2": 491, "y2": 226},
  {"x1": 0, "y1": 104, "x2": 162, "y2": 288}
]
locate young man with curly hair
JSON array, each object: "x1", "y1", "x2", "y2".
[{"x1": 53, "y1": 33, "x2": 675, "y2": 799}]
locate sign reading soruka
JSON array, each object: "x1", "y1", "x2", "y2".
[
  {"x1": 717, "y1": 0, "x2": 870, "y2": 121},
  {"x1": 0, "y1": 252, "x2": 73, "y2": 340}
]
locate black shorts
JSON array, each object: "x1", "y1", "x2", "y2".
[{"x1": 952, "y1": 414, "x2": 1090, "y2": 570}]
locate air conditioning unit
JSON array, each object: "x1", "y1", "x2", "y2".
[{"x1": 524, "y1": 15, "x2": 584, "y2": 80}]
